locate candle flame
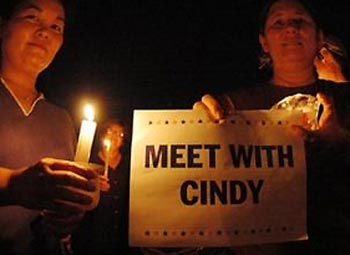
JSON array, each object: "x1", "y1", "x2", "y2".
[
  {"x1": 84, "y1": 104, "x2": 95, "y2": 121},
  {"x1": 104, "y1": 138, "x2": 111, "y2": 152}
]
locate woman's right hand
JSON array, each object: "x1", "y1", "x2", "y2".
[
  {"x1": 8, "y1": 158, "x2": 98, "y2": 214},
  {"x1": 193, "y1": 94, "x2": 235, "y2": 121}
]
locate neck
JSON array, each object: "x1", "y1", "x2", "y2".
[
  {"x1": 271, "y1": 65, "x2": 317, "y2": 87},
  {"x1": 0, "y1": 70, "x2": 40, "y2": 112},
  {"x1": 0, "y1": 67, "x2": 38, "y2": 92}
]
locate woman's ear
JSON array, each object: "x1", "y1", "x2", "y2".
[{"x1": 259, "y1": 34, "x2": 269, "y2": 53}]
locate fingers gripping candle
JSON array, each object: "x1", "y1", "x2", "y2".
[
  {"x1": 61, "y1": 104, "x2": 98, "y2": 254},
  {"x1": 75, "y1": 104, "x2": 97, "y2": 162},
  {"x1": 74, "y1": 105, "x2": 100, "y2": 211}
]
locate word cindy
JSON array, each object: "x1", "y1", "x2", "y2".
[
  {"x1": 180, "y1": 179, "x2": 264, "y2": 205},
  {"x1": 144, "y1": 144, "x2": 294, "y2": 169}
]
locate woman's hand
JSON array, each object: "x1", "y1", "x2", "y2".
[
  {"x1": 193, "y1": 94, "x2": 235, "y2": 121},
  {"x1": 99, "y1": 175, "x2": 111, "y2": 192},
  {"x1": 8, "y1": 158, "x2": 98, "y2": 213},
  {"x1": 292, "y1": 92, "x2": 350, "y2": 144}
]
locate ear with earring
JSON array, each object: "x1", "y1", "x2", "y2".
[
  {"x1": 258, "y1": 33, "x2": 272, "y2": 70},
  {"x1": 259, "y1": 51, "x2": 272, "y2": 70}
]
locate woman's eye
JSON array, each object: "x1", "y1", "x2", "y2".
[
  {"x1": 271, "y1": 20, "x2": 284, "y2": 29},
  {"x1": 270, "y1": 17, "x2": 309, "y2": 30},
  {"x1": 291, "y1": 18, "x2": 305, "y2": 28},
  {"x1": 25, "y1": 14, "x2": 39, "y2": 22},
  {"x1": 51, "y1": 24, "x2": 64, "y2": 34}
]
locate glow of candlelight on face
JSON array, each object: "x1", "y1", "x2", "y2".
[
  {"x1": 103, "y1": 138, "x2": 111, "y2": 177},
  {"x1": 74, "y1": 104, "x2": 97, "y2": 163}
]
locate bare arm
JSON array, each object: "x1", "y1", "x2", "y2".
[{"x1": 0, "y1": 167, "x2": 16, "y2": 205}]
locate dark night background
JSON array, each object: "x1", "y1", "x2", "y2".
[{"x1": 37, "y1": 0, "x2": 350, "y2": 129}]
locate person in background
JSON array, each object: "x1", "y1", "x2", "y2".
[
  {"x1": 0, "y1": 0, "x2": 98, "y2": 254},
  {"x1": 72, "y1": 119, "x2": 140, "y2": 255},
  {"x1": 314, "y1": 34, "x2": 349, "y2": 82},
  {"x1": 194, "y1": 0, "x2": 350, "y2": 254}
]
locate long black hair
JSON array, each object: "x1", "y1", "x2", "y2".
[
  {"x1": 258, "y1": 0, "x2": 322, "y2": 35},
  {"x1": 0, "y1": 0, "x2": 72, "y2": 22}
]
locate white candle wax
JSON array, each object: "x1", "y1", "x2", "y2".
[
  {"x1": 103, "y1": 138, "x2": 111, "y2": 177},
  {"x1": 75, "y1": 105, "x2": 97, "y2": 162}
]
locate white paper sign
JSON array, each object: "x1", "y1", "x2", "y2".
[{"x1": 129, "y1": 109, "x2": 307, "y2": 247}]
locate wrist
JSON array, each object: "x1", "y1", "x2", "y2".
[{"x1": 0, "y1": 168, "x2": 21, "y2": 205}]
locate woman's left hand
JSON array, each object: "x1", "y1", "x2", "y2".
[
  {"x1": 292, "y1": 92, "x2": 350, "y2": 144},
  {"x1": 99, "y1": 175, "x2": 111, "y2": 192}
]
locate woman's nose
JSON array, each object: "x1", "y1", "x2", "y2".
[
  {"x1": 284, "y1": 23, "x2": 298, "y2": 35},
  {"x1": 35, "y1": 26, "x2": 50, "y2": 39}
]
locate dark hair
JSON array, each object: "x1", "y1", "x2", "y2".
[
  {"x1": 97, "y1": 119, "x2": 128, "y2": 141},
  {"x1": 333, "y1": 53, "x2": 349, "y2": 81},
  {"x1": 0, "y1": 0, "x2": 71, "y2": 22},
  {"x1": 258, "y1": 0, "x2": 322, "y2": 35},
  {"x1": 0, "y1": 0, "x2": 73, "y2": 62},
  {"x1": 257, "y1": 0, "x2": 322, "y2": 77}
]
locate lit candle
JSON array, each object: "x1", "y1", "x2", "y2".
[
  {"x1": 103, "y1": 138, "x2": 111, "y2": 177},
  {"x1": 75, "y1": 104, "x2": 97, "y2": 162}
]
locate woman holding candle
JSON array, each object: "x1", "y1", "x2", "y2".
[
  {"x1": 72, "y1": 119, "x2": 140, "y2": 255},
  {"x1": 0, "y1": 0, "x2": 98, "y2": 254}
]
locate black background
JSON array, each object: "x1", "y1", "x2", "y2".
[{"x1": 37, "y1": 0, "x2": 350, "y2": 127}]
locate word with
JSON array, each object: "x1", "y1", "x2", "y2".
[{"x1": 229, "y1": 145, "x2": 294, "y2": 168}]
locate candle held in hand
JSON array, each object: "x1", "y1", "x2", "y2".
[
  {"x1": 103, "y1": 138, "x2": 111, "y2": 177},
  {"x1": 75, "y1": 104, "x2": 97, "y2": 162}
]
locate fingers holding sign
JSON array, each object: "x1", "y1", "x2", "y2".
[
  {"x1": 292, "y1": 92, "x2": 350, "y2": 144},
  {"x1": 193, "y1": 94, "x2": 236, "y2": 121}
]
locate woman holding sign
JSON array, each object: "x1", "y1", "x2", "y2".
[
  {"x1": 194, "y1": 0, "x2": 350, "y2": 254},
  {"x1": 0, "y1": 0, "x2": 98, "y2": 254}
]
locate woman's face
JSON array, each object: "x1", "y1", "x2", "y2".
[
  {"x1": 1, "y1": 0, "x2": 65, "y2": 75},
  {"x1": 102, "y1": 124, "x2": 126, "y2": 153},
  {"x1": 259, "y1": 0, "x2": 322, "y2": 70}
]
